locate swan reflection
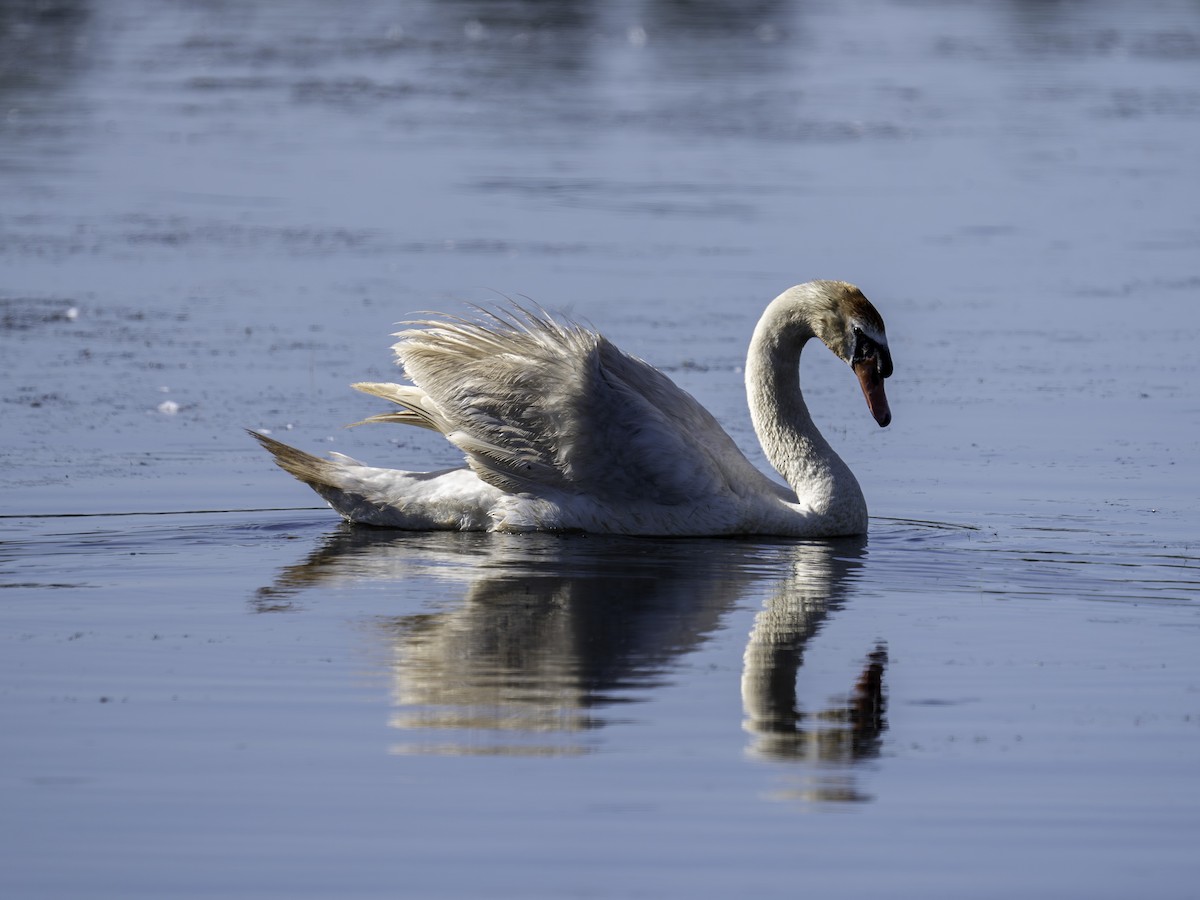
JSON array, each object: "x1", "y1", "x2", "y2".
[
  {"x1": 258, "y1": 526, "x2": 887, "y2": 794},
  {"x1": 742, "y1": 544, "x2": 887, "y2": 758}
]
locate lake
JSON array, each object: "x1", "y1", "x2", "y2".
[{"x1": 2, "y1": 1, "x2": 1199, "y2": 897}]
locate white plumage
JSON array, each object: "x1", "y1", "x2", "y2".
[{"x1": 253, "y1": 280, "x2": 893, "y2": 536}]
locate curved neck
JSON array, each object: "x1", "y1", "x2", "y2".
[{"x1": 744, "y1": 292, "x2": 864, "y2": 519}]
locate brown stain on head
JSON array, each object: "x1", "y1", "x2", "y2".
[
  {"x1": 794, "y1": 281, "x2": 889, "y2": 368},
  {"x1": 810, "y1": 280, "x2": 886, "y2": 336}
]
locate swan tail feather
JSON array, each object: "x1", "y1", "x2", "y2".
[
  {"x1": 249, "y1": 429, "x2": 500, "y2": 530},
  {"x1": 249, "y1": 429, "x2": 352, "y2": 490}
]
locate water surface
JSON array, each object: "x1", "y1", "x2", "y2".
[{"x1": 2, "y1": 1, "x2": 1199, "y2": 897}]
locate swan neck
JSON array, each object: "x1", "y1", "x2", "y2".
[{"x1": 745, "y1": 294, "x2": 864, "y2": 520}]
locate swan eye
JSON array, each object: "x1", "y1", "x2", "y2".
[
  {"x1": 851, "y1": 327, "x2": 893, "y2": 378},
  {"x1": 851, "y1": 327, "x2": 873, "y2": 361}
]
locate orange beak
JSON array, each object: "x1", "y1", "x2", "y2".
[{"x1": 853, "y1": 358, "x2": 891, "y2": 428}]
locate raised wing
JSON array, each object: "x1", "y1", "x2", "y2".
[{"x1": 374, "y1": 306, "x2": 754, "y2": 505}]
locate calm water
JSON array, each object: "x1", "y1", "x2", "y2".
[{"x1": 2, "y1": 1, "x2": 1199, "y2": 897}]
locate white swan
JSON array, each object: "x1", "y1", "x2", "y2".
[{"x1": 252, "y1": 280, "x2": 893, "y2": 537}]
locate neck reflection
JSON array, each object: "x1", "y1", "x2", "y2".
[{"x1": 258, "y1": 528, "x2": 887, "y2": 796}]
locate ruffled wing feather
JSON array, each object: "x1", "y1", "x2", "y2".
[{"x1": 374, "y1": 306, "x2": 750, "y2": 505}]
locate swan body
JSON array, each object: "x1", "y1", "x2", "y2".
[{"x1": 253, "y1": 280, "x2": 893, "y2": 537}]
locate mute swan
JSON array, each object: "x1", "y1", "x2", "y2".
[{"x1": 252, "y1": 280, "x2": 893, "y2": 537}]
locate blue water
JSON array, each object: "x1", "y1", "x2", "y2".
[{"x1": 2, "y1": 1, "x2": 1199, "y2": 897}]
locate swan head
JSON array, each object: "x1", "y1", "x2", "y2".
[{"x1": 802, "y1": 281, "x2": 893, "y2": 428}]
